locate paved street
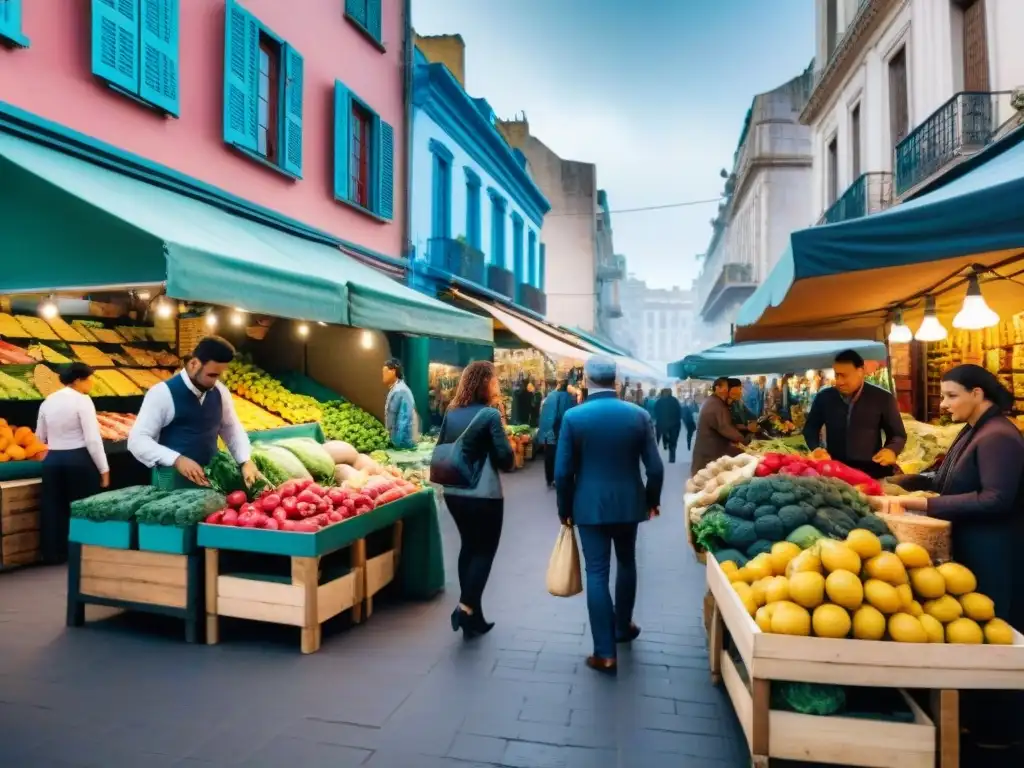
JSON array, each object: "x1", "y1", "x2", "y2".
[{"x1": 0, "y1": 447, "x2": 747, "y2": 768}]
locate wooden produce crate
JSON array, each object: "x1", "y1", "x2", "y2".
[
  {"x1": 1, "y1": 478, "x2": 41, "y2": 568},
  {"x1": 66, "y1": 543, "x2": 204, "y2": 642},
  {"x1": 362, "y1": 520, "x2": 403, "y2": 619},
  {"x1": 706, "y1": 553, "x2": 1024, "y2": 767}
]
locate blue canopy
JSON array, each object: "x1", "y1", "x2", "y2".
[
  {"x1": 668, "y1": 340, "x2": 887, "y2": 379},
  {"x1": 736, "y1": 128, "x2": 1024, "y2": 342}
]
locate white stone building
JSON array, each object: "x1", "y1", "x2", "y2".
[
  {"x1": 807, "y1": 0, "x2": 1024, "y2": 223},
  {"x1": 619, "y1": 277, "x2": 698, "y2": 372},
  {"x1": 695, "y1": 70, "x2": 815, "y2": 346}
]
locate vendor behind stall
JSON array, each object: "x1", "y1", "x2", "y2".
[
  {"x1": 382, "y1": 358, "x2": 418, "y2": 449},
  {"x1": 36, "y1": 363, "x2": 109, "y2": 564},
  {"x1": 802, "y1": 349, "x2": 905, "y2": 479},
  {"x1": 728, "y1": 378, "x2": 758, "y2": 439},
  {"x1": 127, "y1": 336, "x2": 257, "y2": 488}
]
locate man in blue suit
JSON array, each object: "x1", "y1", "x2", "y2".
[{"x1": 555, "y1": 356, "x2": 664, "y2": 674}]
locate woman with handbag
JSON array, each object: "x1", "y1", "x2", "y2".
[{"x1": 430, "y1": 361, "x2": 515, "y2": 638}]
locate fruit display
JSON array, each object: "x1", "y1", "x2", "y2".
[
  {"x1": 753, "y1": 452, "x2": 883, "y2": 496},
  {"x1": 122, "y1": 345, "x2": 158, "y2": 366},
  {"x1": 94, "y1": 369, "x2": 143, "y2": 396},
  {"x1": 0, "y1": 421, "x2": 47, "y2": 462},
  {"x1": 0, "y1": 340, "x2": 37, "y2": 364},
  {"x1": 220, "y1": 358, "x2": 322, "y2": 425},
  {"x1": 96, "y1": 412, "x2": 136, "y2": 441},
  {"x1": 320, "y1": 400, "x2": 389, "y2": 453},
  {"x1": 231, "y1": 397, "x2": 286, "y2": 432},
  {"x1": 721, "y1": 531, "x2": 1015, "y2": 645},
  {"x1": 0, "y1": 313, "x2": 30, "y2": 338},
  {"x1": 32, "y1": 364, "x2": 62, "y2": 397},
  {"x1": 71, "y1": 344, "x2": 114, "y2": 368},
  {"x1": 73, "y1": 321, "x2": 124, "y2": 344},
  {"x1": 46, "y1": 317, "x2": 90, "y2": 343},
  {"x1": 116, "y1": 326, "x2": 150, "y2": 342},
  {"x1": 14, "y1": 315, "x2": 59, "y2": 341},
  {"x1": 25, "y1": 343, "x2": 72, "y2": 364},
  {"x1": 897, "y1": 415, "x2": 965, "y2": 475},
  {"x1": 121, "y1": 368, "x2": 166, "y2": 390},
  {"x1": 0, "y1": 368, "x2": 42, "y2": 400}
]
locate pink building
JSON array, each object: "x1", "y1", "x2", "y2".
[{"x1": 0, "y1": 0, "x2": 409, "y2": 263}]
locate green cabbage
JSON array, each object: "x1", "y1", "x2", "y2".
[
  {"x1": 273, "y1": 438, "x2": 335, "y2": 481},
  {"x1": 252, "y1": 443, "x2": 311, "y2": 480}
]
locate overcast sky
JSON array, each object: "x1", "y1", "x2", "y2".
[{"x1": 412, "y1": 0, "x2": 814, "y2": 291}]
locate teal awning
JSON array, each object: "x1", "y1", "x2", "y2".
[
  {"x1": 668, "y1": 339, "x2": 887, "y2": 379},
  {"x1": 736, "y1": 131, "x2": 1024, "y2": 342},
  {"x1": 0, "y1": 133, "x2": 492, "y2": 344}
]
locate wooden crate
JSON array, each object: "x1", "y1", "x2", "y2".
[
  {"x1": 706, "y1": 553, "x2": 1024, "y2": 767},
  {"x1": 67, "y1": 543, "x2": 203, "y2": 642},
  {"x1": 362, "y1": 520, "x2": 403, "y2": 619},
  {"x1": 1, "y1": 478, "x2": 41, "y2": 568}
]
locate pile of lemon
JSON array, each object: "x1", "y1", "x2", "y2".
[{"x1": 721, "y1": 530, "x2": 1015, "y2": 644}]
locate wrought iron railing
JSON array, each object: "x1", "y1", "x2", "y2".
[
  {"x1": 427, "y1": 237, "x2": 485, "y2": 285},
  {"x1": 818, "y1": 172, "x2": 893, "y2": 224},
  {"x1": 894, "y1": 91, "x2": 1009, "y2": 197},
  {"x1": 596, "y1": 259, "x2": 624, "y2": 281},
  {"x1": 487, "y1": 265, "x2": 515, "y2": 300},
  {"x1": 697, "y1": 260, "x2": 756, "y2": 318},
  {"x1": 517, "y1": 283, "x2": 547, "y2": 315}
]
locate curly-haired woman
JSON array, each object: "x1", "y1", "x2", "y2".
[{"x1": 436, "y1": 361, "x2": 515, "y2": 637}]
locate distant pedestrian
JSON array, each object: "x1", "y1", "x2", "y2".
[
  {"x1": 654, "y1": 388, "x2": 683, "y2": 463},
  {"x1": 537, "y1": 378, "x2": 574, "y2": 488},
  {"x1": 555, "y1": 356, "x2": 663, "y2": 674},
  {"x1": 682, "y1": 397, "x2": 697, "y2": 451},
  {"x1": 644, "y1": 387, "x2": 660, "y2": 442},
  {"x1": 433, "y1": 361, "x2": 515, "y2": 638}
]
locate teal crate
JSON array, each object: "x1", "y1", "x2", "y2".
[
  {"x1": 197, "y1": 490, "x2": 432, "y2": 557},
  {"x1": 68, "y1": 519, "x2": 136, "y2": 549},
  {"x1": 138, "y1": 524, "x2": 197, "y2": 554}
]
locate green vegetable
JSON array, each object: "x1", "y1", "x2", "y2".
[
  {"x1": 720, "y1": 514, "x2": 757, "y2": 550},
  {"x1": 770, "y1": 491, "x2": 797, "y2": 507},
  {"x1": 879, "y1": 533, "x2": 898, "y2": 552},
  {"x1": 693, "y1": 510, "x2": 730, "y2": 552},
  {"x1": 745, "y1": 481, "x2": 774, "y2": 505},
  {"x1": 251, "y1": 449, "x2": 290, "y2": 487},
  {"x1": 713, "y1": 548, "x2": 749, "y2": 567},
  {"x1": 753, "y1": 504, "x2": 777, "y2": 519},
  {"x1": 273, "y1": 438, "x2": 335, "y2": 482},
  {"x1": 786, "y1": 524, "x2": 826, "y2": 549},
  {"x1": 856, "y1": 515, "x2": 890, "y2": 536},
  {"x1": 778, "y1": 505, "x2": 808, "y2": 531},
  {"x1": 135, "y1": 489, "x2": 226, "y2": 527},
  {"x1": 725, "y1": 495, "x2": 753, "y2": 519},
  {"x1": 754, "y1": 515, "x2": 785, "y2": 542},
  {"x1": 70, "y1": 486, "x2": 161, "y2": 521},
  {"x1": 771, "y1": 682, "x2": 845, "y2": 716},
  {"x1": 205, "y1": 451, "x2": 269, "y2": 499},
  {"x1": 746, "y1": 539, "x2": 774, "y2": 558},
  {"x1": 369, "y1": 449, "x2": 390, "y2": 465},
  {"x1": 320, "y1": 400, "x2": 390, "y2": 453},
  {"x1": 252, "y1": 443, "x2": 311, "y2": 480}
]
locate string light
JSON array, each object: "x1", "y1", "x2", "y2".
[
  {"x1": 155, "y1": 298, "x2": 173, "y2": 319},
  {"x1": 953, "y1": 272, "x2": 999, "y2": 330},
  {"x1": 38, "y1": 296, "x2": 58, "y2": 320},
  {"x1": 229, "y1": 310, "x2": 245, "y2": 327},
  {"x1": 888, "y1": 308, "x2": 913, "y2": 344},
  {"x1": 915, "y1": 296, "x2": 948, "y2": 342},
  {"x1": 361, "y1": 330, "x2": 374, "y2": 349},
  {"x1": 296, "y1": 322, "x2": 310, "y2": 338},
  {"x1": 205, "y1": 311, "x2": 218, "y2": 328}
]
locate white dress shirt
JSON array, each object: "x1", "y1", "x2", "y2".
[
  {"x1": 127, "y1": 371, "x2": 251, "y2": 468},
  {"x1": 35, "y1": 386, "x2": 110, "y2": 474}
]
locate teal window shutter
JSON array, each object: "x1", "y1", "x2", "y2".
[
  {"x1": 333, "y1": 81, "x2": 352, "y2": 201},
  {"x1": 539, "y1": 242, "x2": 546, "y2": 289},
  {"x1": 378, "y1": 120, "x2": 395, "y2": 220},
  {"x1": 223, "y1": 1, "x2": 259, "y2": 151},
  {"x1": 139, "y1": 0, "x2": 179, "y2": 116},
  {"x1": 345, "y1": 0, "x2": 366, "y2": 27},
  {"x1": 366, "y1": 0, "x2": 382, "y2": 41},
  {"x1": 527, "y1": 230, "x2": 537, "y2": 285},
  {"x1": 91, "y1": 0, "x2": 141, "y2": 94},
  {"x1": 281, "y1": 46, "x2": 304, "y2": 177},
  {"x1": 0, "y1": 0, "x2": 29, "y2": 47},
  {"x1": 511, "y1": 213, "x2": 524, "y2": 283},
  {"x1": 465, "y1": 169, "x2": 481, "y2": 249}
]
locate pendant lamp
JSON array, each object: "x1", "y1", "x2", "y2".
[
  {"x1": 915, "y1": 297, "x2": 947, "y2": 342},
  {"x1": 888, "y1": 309, "x2": 913, "y2": 343},
  {"x1": 953, "y1": 272, "x2": 999, "y2": 330}
]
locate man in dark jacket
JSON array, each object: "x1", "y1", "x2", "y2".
[
  {"x1": 654, "y1": 388, "x2": 683, "y2": 463},
  {"x1": 537, "y1": 379, "x2": 574, "y2": 488},
  {"x1": 802, "y1": 349, "x2": 906, "y2": 479},
  {"x1": 691, "y1": 377, "x2": 745, "y2": 475}
]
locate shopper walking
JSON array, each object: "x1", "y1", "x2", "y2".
[
  {"x1": 537, "y1": 378, "x2": 574, "y2": 489},
  {"x1": 681, "y1": 397, "x2": 697, "y2": 451},
  {"x1": 432, "y1": 361, "x2": 515, "y2": 638},
  {"x1": 654, "y1": 388, "x2": 683, "y2": 463},
  {"x1": 554, "y1": 356, "x2": 663, "y2": 674},
  {"x1": 36, "y1": 363, "x2": 109, "y2": 565}
]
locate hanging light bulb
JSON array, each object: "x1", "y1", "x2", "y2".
[
  {"x1": 205, "y1": 311, "x2": 218, "y2": 328},
  {"x1": 915, "y1": 296, "x2": 948, "y2": 342},
  {"x1": 137, "y1": 290, "x2": 152, "y2": 301},
  {"x1": 38, "y1": 296, "x2": 59, "y2": 320},
  {"x1": 317, "y1": 321, "x2": 328, "y2": 327},
  {"x1": 229, "y1": 310, "x2": 245, "y2": 327},
  {"x1": 888, "y1": 308, "x2": 913, "y2": 343},
  {"x1": 953, "y1": 272, "x2": 999, "y2": 330},
  {"x1": 296, "y1": 322, "x2": 310, "y2": 338},
  {"x1": 155, "y1": 298, "x2": 173, "y2": 319},
  {"x1": 361, "y1": 330, "x2": 374, "y2": 349}
]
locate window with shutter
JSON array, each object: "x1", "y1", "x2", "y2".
[
  {"x1": 139, "y1": 0, "x2": 179, "y2": 116},
  {"x1": 334, "y1": 79, "x2": 394, "y2": 221},
  {"x1": 334, "y1": 82, "x2": 352, "y2": 202},
  {"x1": 346, "y1": 0, "x2": 383, "y2": 46},
  {"x1": 91, "y1": 0, "x2": 141, "y2": 94},
  {"x1": 281, "y1": 46, "x2": 304, "y2": 177},
  {"x1": 511, "y1": 213, "x2": 524, "y2": 284},
  {"x1": 539, "y1": 243, "x2": 546, "y2": 289},
  {"x1": 888, "y1": 46, "x2": 909, "y2": 150},
  {"x1": 223, "y1": 3, "x2": 260, "y2": 152},
  {"x1": 465, "y1": 170, "x2": 481, "y2": 248},
  {"x1": 527, "y1": 230, "x2": 537, "y2": 286},
  {"x1": 961, "y1": 0, "x2": 990, "y2": 92},
  {"x1": 377, "y1": 121, "x2": 395, "y2": 220},
  {"x1": 0, "y1": 0, "x2": 30, "y2": 47}
]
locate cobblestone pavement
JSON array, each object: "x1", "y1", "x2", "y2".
[{"x1": 0, "y1": 446, "x2": 748, "y2": 767}]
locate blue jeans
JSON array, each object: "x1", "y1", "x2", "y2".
[{"x1": 577, "y1": 523, "x2": 639, "y2": 659}]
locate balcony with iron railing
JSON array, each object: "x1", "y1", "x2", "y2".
[
  {"x1": 516, "y1": 283, "x2": 547, "y2": 316},
  {"x1": 696, "y1": 260, "x2": 757, "y2": 321},
  {"x1": 597, "y1": 255, "x2": 625, "y2": 282},
  {"x1": 817, "y1": 172, "x2": 893, "y2": 225},
  {"x1": 487, "y1": 264, "x2": 515, "y2": 301},
  {"x1": 894, "y1": 91, "x2": 1009, "y2": 197},
  {"x1": 427, "y1": 237, "x2": 486, "y2": 285}
]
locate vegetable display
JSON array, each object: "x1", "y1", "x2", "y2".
[
  {"x1": 685, "y1": 453, "x2": 760, "y2": 511},
  {"x1": 70, "y1": 485, "x2": 162, "y2": 521},
  {"x1": 135, "y1": 489, "x2": 225, "y2": 527},
  {"x1": 720, "y1": 530, "x2": 1015, "y2": 645},
  {"x1": 205, "y1": 451, "x2": 269, "y2": 499},
  {"x1": 320, "y1": 400, "x2": 389, "y2": 453},
  {"x1": 220, "y1": 358, "x2": 323, "y2": 425},
  {"x1": 250, "y1": 443, "x2": 312, "y2": 481},
  {"x1": 898, "y1": 415, "x2": 964, "y2": 475},
  {"x1": 274, "y1": 438, "x2": 336, "y2": 482}
]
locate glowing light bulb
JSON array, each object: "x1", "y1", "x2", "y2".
[
  {"x1": 155, "y1": 300, "x2": 173, "y2": 319},
  {"x1": 952, "y1": 274, "x2": 999, "y2": 330},
  {"x1": 888, "y1": 309, "x2": 913, "y2": 344},
  {"x1": 230, "y1": 311, "x2": 244, "y2": 327},
  {"x1": 38, "y1": 298, "x2": 59, "y2": 320},
  {"x1": 915, "y1": 297, "x2": 947, "y2": 342},
  {"x1": 296, "y1": 322, "x2": 310, "y2": 338},
  {"x1": 361, "y1": 330, "x2": 374, "y2": 349},
  {"x1": 205, "y1": 312, "x2": 218, "y2": 328},
  {"x1": 138, "y1": 290, "x2": 151, "y2": 300}
]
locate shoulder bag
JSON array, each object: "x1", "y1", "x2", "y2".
[{"x1": 429, "y1": 409, "x2": 491, "y2": 489}]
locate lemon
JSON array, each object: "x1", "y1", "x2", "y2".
[
  {"x1": 919, "y1": 613, "x2": 945, "y2": 643},
  {"x1": 895, "y1": 542, "x2": 932, "y2": 569},
  {"x1": 924, "y1": 594, "x2": 963, "y2": 624},
  {"x1": 909, "y1": 567, "x2": 946, "y2": 600},
  {"x1": 946, "y1": 617, "x2": 984, "y2": 644},
  {"x1": 908, "y1": 600, "x2": 924, "y2": 617},
  {"x1": 764, "y1": 575, "x2": 790, "y2": 604},
  {"x1": 852, "y1": 605, "x2": 887, "y2": 640},
  {"x1": 786, "y1": 549, "x2": 822, "y2": 577},
  {"x1": 746, "y1": 555, "x2": 774, "y2": 582},
  {"x1": 889, "y1": 612, "x2": 928, "y2": 643},
  {"x1": 770, "y1": 601, "x2": 812, "y2": 636},
  {"x1": 984, "y1": 618, "x2": 1014, "y2": 645},
  {"x1": 825, "y1": 570, "x2": 864, "y2": 611},
  {"x1": 749, "y1": 579, "x2": 768, "y2": 607},
  {"x1": 720, "y1": 560, "x2": 739, "y2": 576},
  {"x1": 731, "y1": 567, "x2": 752, "y2": 584},
  {"x1": 819, "y1": 540, "x2": 861, "y2": 574},
  {"x1": 769, "y1": 541, "x2": 801, "y2": 576},
  {"x1": 755, "y1": 604, "x2": 774, "y2": 633},
  {"x1": 846, "y1": 529, "x2": 882, "y2": 559},
  {"x1": 937, "y1": 563, "x2": 977, "y2": 596},
  {"x1": 813, "y1": 604, "x2": 852, "y2": 638},
  {"x1": 896, "y1": 584, "x2": 914, "y2": 610},
  {"x1": 864, "y1": 552, "x2": 908, "y2": 585},
  {"x1": 732, "y1": 581, "x2": 758, "y2": 616},
  {"x1": 788, "y1": 571, "x2": 826, "y2": 609},
  {"x1": 864, "y1": 579, "x2": 902, "y2": 614},
  {"x1": 959, "y1": 592, "x2": 995, "y2": 622}
]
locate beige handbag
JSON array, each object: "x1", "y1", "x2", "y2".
[{"x1": 546, "y1": 524, "x2": 583, "y2": 597}]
